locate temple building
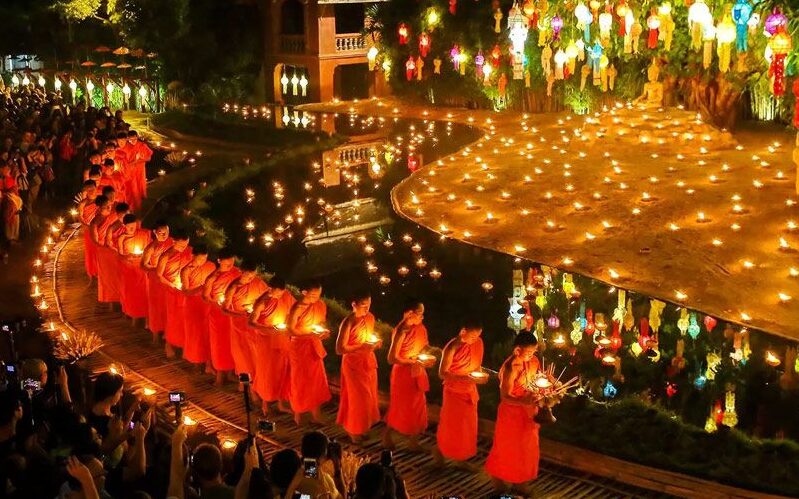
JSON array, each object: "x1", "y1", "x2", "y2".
[{"x1": 262, "y1": 0, "x2": 388, "y2": 103}]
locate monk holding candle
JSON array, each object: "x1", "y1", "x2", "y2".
[
  {"x1": 249, "y1": 276, "x2": 295, "y2": 415},
  {"x1": 121, "y1": 130, "x2": 152, "y2": 211},
  {"x1": 287, "y1": 281, "x2": 331, "y2": 425},
  {"x1": 100, "y1": 202, "x2": 131, "y2": 303},
  {"x1": 223, "y1": 260, "x2": 268, "y2": 384},
  {"x1": 335, "y1": 291, "x2": 381, "y2": 442},
  {"x1": 383, "y1": 299, "x2": 435, "y2": 450},
  {"x1": 433, "y1": 319, "x2": 486, "y2": 464},
  {"x1": 141, "y1": 220, "x2": 173, "y2": 343},
  {"x1": 96, "y1": 159, "x2": 127, "y2": 204},
  {"x1": 485, "y1": 332, "x2": 541, "y2": 494},
  {"x1": 158, "y1": 230, "x2": 193, "y2": 358},
  {"x1": 91, "y1": 198, "x2": 122, "y2": 305},
  {"x1": 78, "y1": 180, "x2": 99, "y2": 282},
  {"x1": 117, "y1": 214, "x2": 151, "y2": 324},
  {"x1": 202, "y1": 248, "x2": 241, "y2": 385},
  {"x1": 179, "y1": 245, "x2": 216, "y2": 370}
]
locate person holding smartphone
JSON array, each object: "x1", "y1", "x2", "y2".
[{"x1": 296, "y1": 431, "x2": 343, "y2": 499}]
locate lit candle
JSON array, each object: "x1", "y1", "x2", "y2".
[
  {"x1": 765, "y1": 351, "x2": 781, "y2": 367},
  {"x1": 469, "y1": 370, "x2": 488, "y2": 379}
]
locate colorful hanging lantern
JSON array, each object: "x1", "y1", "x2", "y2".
[
  {"x1": 419, "y1": 32, "x2": 431, "y2": 58},
  {"x1": 585, "y1": 309, "x2": 596, "y2": 336},
  {"x1": 491, "y1": 43, "x2": 502, "y2": 66},
  {"x1": 426, "y1": 8, "x2": 440, "y2": 29},
  {"x1": 494, "y1": 8, "x2": 504, "y2": 33},
  {"x1": 547, "y1": 312, "x2": 560, "y2": 329},
  {"x1": 677, "y1": 308, "x2": 689, "y2": 335},
  {"x1": 405, "y1": 56, "x2": 416, "y2": 81},
  {"x1": 551, "y1": 14, "x2": 564, "y2": 41},
  {"x1": 764, "y1": 8, "x2": 787, "y2": 35},
  {"x1": 703, "y1": 315, "x2": 717, "y2": 332},
  {"x1": 599, "y1": 9, "x2": 613, "y2": 44},
  {"x1": 603, "y1": 380, "x2": 618, "y2": 398},
  {"x1": 716, "y1": 15, "x2": 736, "y2": 73},
  {"x1": 398, "y1": 23, "x2": 409, "y2": 44},
  {"x1": 658, "y1": 2, "x2": 675, "y2": 50},
  {"x1": 687, "y1": 313, "x2": 701, "y2": 340},
  {"x1": 647, "y1": 9, "x2": 661, "y2": 49},
  {"x1": 570, "y1": 319, "x2": 583, "y2": 344},
  {"x1": 565, "y1": 40, "x2": 579, "y2": 74},
  {"x1": 768, "y1": 29, "x2": 792, "y2": 96},
  {"x1": 475, "y1": 50, "x2": 485, "y2": 78},
  {"x1": 722, "y1": 389, "x2": 738, "y2": 427},
  {"x1": 449, "y1": 0, "x2": 457, "y2": 15},
  {"x1": 508, "y1": 3, "x2": 529, "y2": 55},
  {"x1": 688, "y1": 0, "x2": 712, "y2": 51},
  {"x1": 367, "y1": 47, "x2": 379, "y2": 70},
  {"x1": 522, "y1": 0, "x2": 535, "y2": 18},
  {"x1": 553, "y1": 48, "x2": 567, "y2": 79},
  {"x1": 616, "y1": 1, "x2": 630, "y2": 36},
  {"x1": 732, "y1": 0, "x2": 752, "y2": 52},
  {"x1": 381, "y1": 59, "x2": 392, "y2": 79},
  {"x1": 702, "y1": 22, "x2": 716, "y2": 69},
  {"x1": 575, "y1": 2, "x2": 593, "y2": 42},
  {"x1": 450, "y1": 45, "x2": 461, "y2": 71}
]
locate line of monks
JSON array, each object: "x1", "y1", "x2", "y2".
[{"x1": 74, "y1": 159, "x2": 543, "y2": 493}]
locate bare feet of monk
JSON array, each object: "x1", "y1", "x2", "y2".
[
  {"x1": 294, "y1": 412, "x2": 305, "y2": 426},
  {"x1": 261, "y1": 401, "x2": 270, "y2": 417},
  {"x1": 165, "y1": 343, "x2": 176, "y2": 359},
  {"x1": 277, "y1": 401, "x2": 291, "y2": 414},
  {"x1": 381, "y1": 429, "x2": 396, "y2": 450},
  {"x1": 310, "y1": 408, "x2": 325, "y2": 425},
  {"x1": 151, "y1": 333, "x2": 160, "y2": 346},
  {"x1": 407, "y1": 435, "x2": 422, "y2": 452},
  {"x1": 431, "y1": 447, "x2": 445, "y2": 467},
  {"x1": 204, "y1": 363, "x2": 215, "y2": 375},
  {"x1": 348, "y1": 433, "x2": 364, "y2": 445},
  {"x1": 214, "y1": 371, "x2": 226, "y2": 386}
]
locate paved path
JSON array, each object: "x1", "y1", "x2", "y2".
[{"x1": 44, "y1": 225, "x2": 672, "y2": 499}]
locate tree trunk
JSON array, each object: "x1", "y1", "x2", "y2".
[{"x1": 680, "y1": 74, "x2": 743, "y2": 130}]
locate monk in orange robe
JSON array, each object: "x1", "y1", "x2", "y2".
[
  {"x1": 336, "y1": 291, "x2": 381, "y2": 442},
  {"x1": 287, "y1": 281, "x2": 331, "y2": 424},
  {"x1": 179, "y1": 245, "x2": 216, "y2": 369},
  {"x1": 96, "y1": 159, "x2": 127, "y2": 204},
  {"x1": 434, "y1": 320, "x2": 486, "y2": 463},
  {"x1": 141, "y1": 220, "x2": 173, "y2": 343},
  {"x1": 485, "y1": 332, "x2": 541, "y2": 493},
  {"x1": 249, "y1": 276, "x2": 295, "y2": 415},
  {"x1": 202, "y1": 248, "x2": 241, "y2": 385},
  {"x1": 383, "y1": 300, "x2": 435, "y2": 449},
  {"x1": 158, "y1": 230, "x2": 193, "y2": 358},
  {"x1": 101, "y1": 202, "x2": 130, "y2": 303},
  {"x1": 121, "y1": 131, "x2": 152, "y2": 212},
  {"x1": 92, "y1": 200, "x2": 124, "y2": 304},
  {"x1": 78, "y1": 181, "x2": 99, "y2": 282},
  {"x1": 223, "y1": 260, "x2": 268, "y2": 384},
  {"x1": 117, "y1": 214, "x2": 151, "y2": 324}
]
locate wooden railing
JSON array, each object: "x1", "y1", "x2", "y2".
[
  {"x1": 279, "y1": 34, "x2": 306, "y2": 54},
  {"x1": 334, "y1": 33, "x2": 367, "y2": 53}
]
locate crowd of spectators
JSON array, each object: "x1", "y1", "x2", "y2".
[
  {"x1": 1, "y1": 349, "x2": 412, "y2": 498},
  {"x1": 0, "y1": 83, "x2": 132, "y2": 261}
]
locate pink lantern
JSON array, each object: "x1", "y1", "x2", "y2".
[
  {"x1": 764, "y1": 8, "x2": 787, "y2": 35},
  {"x1": 703, "y1": 315, "x2": 717, "y2": 332},
  {"x1": 547, "y1": 312, "x2": 560, "y2": 329},
  {"x1": 398, "y1": 23, "x2": 410, "y2": 44},
  {"x1": 419, "y1": 32, "x2": 431, "y2": 58},
  {"x1": 551, "y1": 14, "x2": 564, "y2": 40}
]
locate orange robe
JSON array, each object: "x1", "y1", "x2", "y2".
[
  {"x1": 144, "y1": 239, "x2": 174, "y2": 333},
  {"x1": 119, "y1": 229, "x2": 151, "y2": 319},
  {"x1": 162, "y1": 247, "x2": 194, "y2": 348},
  {"x1": 226, "y1": 277, "x2": 269, "y2": 379},
  {"x1": 122, "y1": 141, "x2": 152, "y2": 211},
  {"x1": 95, "y1": 214, "x2": 120, "y2": 303},
  {"x1": 180, "y1": 261, "x2": 217, "y2": 363},
  {"x1": 289, "y1": 301, "x2": 331, "y2": 413},
  {"x1": 251, "y1": 292, "x2": 296, "y2": 402},
  {"x1": 385, "y1": 323, "x2": 430, "y2": 435},
  {"x1": 96, "y1": 172, "x2": 127, "y2": 204},
  {"x1": 336, "y1": 313, "x2": 381, "y2": 436},
  {"x1": 206, "y1": 268, "x2": 242, "y2": 371},
  {"x1": 80, "y1": 202, "x2": 98, "y2": 278},
  {"x1": 485, "y1": 357, "x2": 541, "y2": 483},
  {"x1": 436, "y1": 338, "x2": 484, "y2": 461}
]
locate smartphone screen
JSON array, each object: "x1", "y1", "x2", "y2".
[{"x1": 303, "y1": 458, "x2": 318, "y2": 478}]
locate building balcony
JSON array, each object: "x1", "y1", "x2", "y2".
[
  {"x1": 280, "y1": 35, "x2": 306, "y2": 54},
  {"x1": 334, "y1": 33, "x2": 367, "y2": 54}
]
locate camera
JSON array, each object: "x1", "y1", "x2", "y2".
[
  {"x1": 21, "y1": 378, "x2": 41, "y2": 392},
  {"x1": 239, "y1": 373, "x2": 251, "y2": 384},
  {"x1": 128, "y1": 420, "x2": 136, "y2": 430},
  {"x1": 169, "y1": 392, "x2": 185, "y2": 403},
  {"x1": 257, "y1": 419, "x2": 275, "y2": 432},
  {"x1": 303, "y1": 458, "x2": 318, "y2": 478}
]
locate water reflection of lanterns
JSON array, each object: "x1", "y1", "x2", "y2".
[
  {"x1": 379, "y1": 275, "x2": 391, "y2": 286},
  {"x1": 765, "y1": 350, "x2": 781, "y2": 367},
  {"x1": 601, "y1": 351, "x2": 617, "y2": 365},
  {"x1": 429, "y1": 268, "x2": 442, "y2": 279},
  {"x1": 553, "y1": 334, "x2": 567, "y2": 347},
  {"x1": 481, "y1": 281, "x2": 494, "y2": 292},
  {"x1": 398, "y1": 266, "x2": 410, "y2": 276},
  {"x1": 415, "y1": 258, "x2": 428, "y2": 269}
]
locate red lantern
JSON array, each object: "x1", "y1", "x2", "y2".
[
  {"x1": 419, "y1": 32, "x2": 431, "y2": 58},
  {"x1": 398, "y1": 23, "x2": 409, "y2": 45},
  {"x1": 407, "y1": 153, "x2": 419, "y2": 171},
  {"x1": 584, "y1": 309, "x2": 595, "y2": 335},
  {"x1": 647, "y1": 10, "x2": 660, "y2": 49},
  {"x1": 769, "y1": 29, "x2": 792, "y2": 96},
  {"x1": 703, "y1": 315, "x2": 717, "y2": 333},
  {"x1": 794, "y1": 80, "x2": 799, "y2": 128},
  {"x1": 491, "y1": 44, "x2": 502, "y2": 66},
  {"x1": 638, "y1": 317, "x2": 650, "y2": 349},
  {"x1": 666, "y1": 382, "x2": 678, "y2": 398},
  {"x1": 609, "y1": 321, "x2": 622, "y2": 350},
  {"x1": 713, "y1": 400, "x2": 724, "y2": 424},
  {"x1": 405, "y1": 56, "x2": 416, "y2": 81},
  {"x1": 449, "y1": 0, "x2": 457, "y2": 15}
]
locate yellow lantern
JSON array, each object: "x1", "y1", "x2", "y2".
[{"x1": 716, "y1": 15, "x2": 736, "y2": 72}]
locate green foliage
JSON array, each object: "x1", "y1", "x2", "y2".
[
  {"x1": 543, "y1": 396, "x2": 799, "y2": 496},
  {"x1": 53, "y1": 0, "x2": 101, "y2": 21}
]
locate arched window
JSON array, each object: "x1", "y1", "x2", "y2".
[{"x1": 281, "y1": 0, "x2": 305, "y2": 35}]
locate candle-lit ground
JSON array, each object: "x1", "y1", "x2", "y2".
[{"x1": 305, "y1": 98, "x2": 798, "y2": 340}]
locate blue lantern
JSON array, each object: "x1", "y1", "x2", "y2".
[
  {"x1": 732, "y1": 0, "x2": 752, "y2": 52},
  {"x1": 694, "y1": 375, "x2": 707, "y2": 390},
  {"x1": 687, "y1": 313, "x2": 701, "y2": 340},
  {"x1": 588, "y1": 41, "x2": 603, "y2": 74},
  {"x1": 603, "y1": 380, "x2": 617, "y2": 398}
]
